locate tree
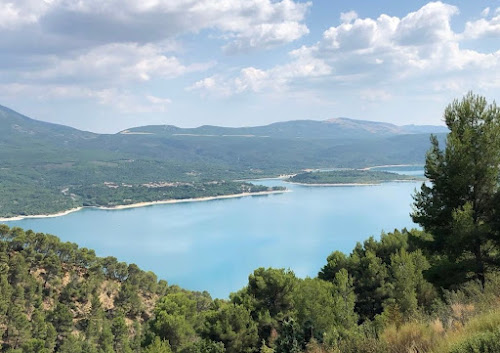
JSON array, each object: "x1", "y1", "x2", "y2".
[
  {"x1": 150, "y1": 292, "x2": 198, "y2": 352},
  {"x1": 275, "y1": 318, "x2": 301, "y2": 353},
  {"x1": 48, "y1": 302, "x2": 74, "y2": 340},
  {"x1": 111, "y1": 314, "x2": 132, "y2": 353},
  {"x1": 202, "y1": 303, "x2": 258, "y2": 353},
  {"x1": 180, "y1": 340, "x2": 226, "y2": 353},
  {"x1": 143, "y1": 337, "x2": 173, "y2": 353},
  {"x1": 412, "y1": 92, "x2": 500, "y2": 287},
  {"x1": 231, "y1": 268, "x2": 297, "y2": 343}
]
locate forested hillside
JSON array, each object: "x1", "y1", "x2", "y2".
[
  {"x1": 0, "y1": 93, "x2": 499, "y2": 353},
  {"x1": 1, "y1": 227, "x2": 499, "y2": 353},
  {"x1": 0, "y1": 104, "x2": 446, "y2": 218}
]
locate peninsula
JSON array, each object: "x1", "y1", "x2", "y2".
[{"x1": 286, "y1": 169, "x2": 423, "y2": 185}]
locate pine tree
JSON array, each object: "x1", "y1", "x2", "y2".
[{"x1": 412, "y1": 92, "x2": 500, "y2": 287}]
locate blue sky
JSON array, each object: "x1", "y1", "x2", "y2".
[{"x1": 1, "y1": 0, "x2": 499, "y2": 132}]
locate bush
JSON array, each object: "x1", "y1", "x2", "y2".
[
  {"x1": 381, "y1": 322, "x2": 442, "y2": 353},
  {"x1": 449, "y1": 331, "x2": 500, "y2": 353}
]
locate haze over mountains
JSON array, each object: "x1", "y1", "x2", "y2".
[
  {"x1": 122, "y1": 117, "x2": 447, "y2": 140},
  {"x1": 1, "y1": 103, "x2": 446, "y2": 141}
]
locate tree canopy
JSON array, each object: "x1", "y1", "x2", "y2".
[{"x1": 412, "y1": 92, "x2": 500, "y2": 286}]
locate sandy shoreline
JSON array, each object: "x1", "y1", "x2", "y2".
[
  {"x1": 0, "y1": 190, "x2": 289, "y2": 222},
  {"x1": 0, "y1": 207, "x2": 84, "y2": 222},
  {"x1": 360, "y1": 164, "x2": 424, "y2": 171},
  {"x1": 286, "y1": 181, "x2": 379, "y2": 187},
  {"x1": 286, "y1": 178, "x2": 423, "y2": 187},
  {"x1": 94, "y1": 190, "x2": 289, "y2": 210}
]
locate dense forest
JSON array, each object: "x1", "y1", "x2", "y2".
[
  {"x1": 0, "y1": 93, "x2": 499, "y2": 352},
  {"x1": 2, "y1": 224, "x2": 500, "y2": 353},
  {"x1": 0, "y1": 104, "x2": 446, "y2": 218},
  {"x1": 287, "y1": 170, "x2": 422, "y2": 185}
]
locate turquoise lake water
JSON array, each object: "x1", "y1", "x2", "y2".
[{"x1": 2, "y1": 167, "x2": 425, "y2": 298}]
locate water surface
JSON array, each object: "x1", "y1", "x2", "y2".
[{"x1": 4, "y1": 168, "x2": 424, "y2": 298}]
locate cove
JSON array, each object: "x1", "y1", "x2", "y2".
[{"x1": 3, "y1": 168, "x2": 424, "y2": 298}]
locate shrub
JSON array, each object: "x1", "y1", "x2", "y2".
[
  {"x1": 381, "y1": 322, "x2": 442, "y2": 353},
  {"x1": 449, "y1": 331, "x2": 500, "y2": 353}
]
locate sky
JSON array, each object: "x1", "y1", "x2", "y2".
[{"x1": 1, "y1": 0, "x2": 500, "y2": 133}]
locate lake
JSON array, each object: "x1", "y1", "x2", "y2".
[{"x1": 2, "y1": 167, "x2": 424, "y2": 298}]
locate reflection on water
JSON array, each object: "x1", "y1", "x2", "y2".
[{"x1": 4, "y1": 169, "x2": 423, "y2": 298}]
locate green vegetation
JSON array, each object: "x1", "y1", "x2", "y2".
[
  {"x1": 0, "y1": 180, "x2": 284, "y2": 217},
  {"x1": 287, "y1": 169, "x2": 422, "y2": 185},
  {"x1": 412, "y1": 93, "x2": 500, "y2": 288},
  {"x1": 0, "y1": 93, "x2": 498, "y2": 353},
  {"x1": 1, "y1": 226, "x2": 500, "y2": 353},
  {"x1": 0, "y1": 104, "x2": 445, "y2": 217}
]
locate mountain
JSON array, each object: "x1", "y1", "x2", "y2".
[
  {"x1": 0, "y1": 104, "x2": 96, "y2": 143},
  {"x1": 122, "y1": 117, "x2": 448, "y2": 140},
  {"x1": 0, "y1": 104, "x2": 447, "y2": 217}
]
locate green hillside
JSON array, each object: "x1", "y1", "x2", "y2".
[{"x1": 0, "y1": 104, "x2": 446, "y2": 218}]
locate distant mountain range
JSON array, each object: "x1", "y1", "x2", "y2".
[
  {"x1": 121, "y1": 117, "x2": 447, "y2": 140},
  {"x1": 0, "y1": 103, "x2": 446, "y2": 217}
]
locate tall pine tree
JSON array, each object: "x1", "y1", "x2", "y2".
[{"x1": 412, "y1": 92, "x2": 500, "y2": 287}]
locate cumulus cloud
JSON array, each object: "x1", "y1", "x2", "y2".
[
  {"x1": 190, "y1": 1, "x2": 500, "y2": 97},
  {"x1": 28, "y1": 43, "x2": 212, "y2": 84},
  {"x1": 0, "y1": 0, "x2": 311, "y2": 112},
  {"x1": 0, "y1": 0, "x2": 310, "y2": 52},
  {"x1": 189, "y1": 47, "x2": 331, "y2": 95},
  {"x1": 463, "y1": 8, "x2": 500, "y2": 39}
]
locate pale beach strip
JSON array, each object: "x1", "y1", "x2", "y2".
[
  {"x1": 95, "y1": 189, "x2": 289, "y2": 210},
  {"x1": 0, "y1": 190, "x2": 288, "y2": 222},
  {"x1": 360, "y1": 164, "x2": 424, "y2": 171},
  {"x1": 0, "y1": 207, "x2": 84, "y2": 222}
]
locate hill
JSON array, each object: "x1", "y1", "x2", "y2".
[
  {"x1": 122, "y1": 117, "x2": 447, "y2": 140},
  {"x1": 0, "y1": 105, "x2": 447, "y2": 218},
  {"x1": 1, "y1": 225, "x2": 499, "y2": 353}
]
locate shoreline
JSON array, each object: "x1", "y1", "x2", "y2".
[
  {"x1": 360, "y1": 164, "x2": 424, "y2": 171},
  {"x1": 0, "y1": 190, "x2": 289, "y2": 222},
  {"x1": 94, "y1": 190, "x2": 289, "y2": 210},
  {"x1": 286, "y1": 181, "x2": 379, "y2": 187},
  {"x1": 285, "y1": 179, "x2": 423, "y2": 187},
  {"x1": 0, "y1": 164, "x2": 424, "y2": 221},
  {"x1": 0, "y1": 207, "x2": 84, "y2": 222}
]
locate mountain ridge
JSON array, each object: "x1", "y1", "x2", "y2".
[
  {"x1": 121, "y1": 118, "x2": 447, "y2": 140},
  {"x1": 1, "y1": 103, "x2": 447, "y2": 139}
]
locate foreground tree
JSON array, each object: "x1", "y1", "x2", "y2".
[{"x1": 412, "y1": 92, "x2": 500, "y2": 287}]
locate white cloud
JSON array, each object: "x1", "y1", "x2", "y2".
[
  {"x1": 223, "y1": 21, "x2": 309, "y2": 54},
  {"x1": 0, "y1": 0, "x2": 310, "y2": 52},
  {"x1": 340, "y1": 11, "x2": 358, "y2": 24},
  {"x1": 0, "y1": 83, "x2": 172, "y2": 114},
  {"x1": 92, "y1": 89, "x2": 172, "y2": 113},
  {"x1": 481, "y1": 7, "x2": 490, "y2": 17},
  {"x1": 189, "y1": 2, "x2": 500, "y2": 98},
  {"x1": 189, "y1": 48, "x2": 331, "y2": 95},
  {"x1": 5, "y1": 42, "x2": 212, "y2": 90},
  {"x1": 0, "y1": 0, "x2": 310, "y2": 109},
  {"x1": 394, "y1": 2, "x2": 458, "y2": 45},
  {"x1": 463, "y1": 9, "x2": 500, "y2": 39},
  {"x1": 0, "y1": 0, "x2": 48, "y2": 28}
]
